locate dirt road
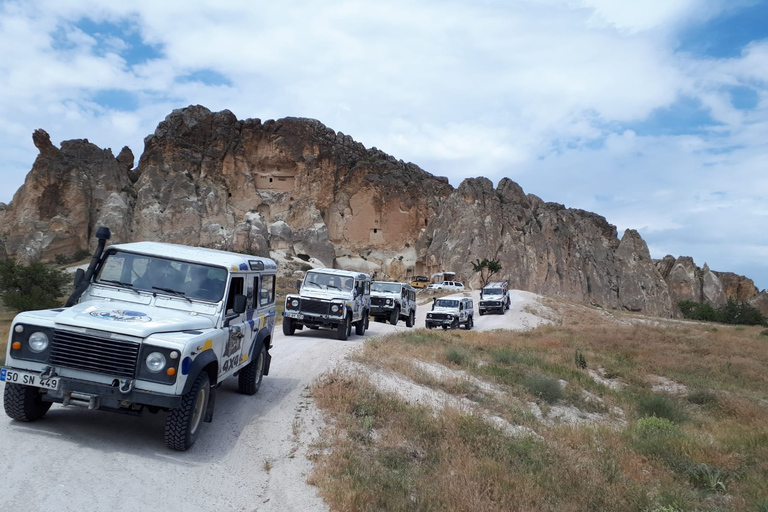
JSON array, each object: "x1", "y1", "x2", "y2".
[{"x1": 0, "y1": 290, "x2": 548, "y2": 512}]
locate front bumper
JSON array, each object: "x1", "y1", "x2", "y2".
[{"x1": 3, "y1": 367, "x2": 182, "y2": 410}]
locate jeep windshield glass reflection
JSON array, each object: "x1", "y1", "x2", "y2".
[
  {"x1": 304, "y1": 271, "x2": 354, "y2": 291},
  {"x1": 483, "y1": 289, "x2": 502, "y2": 296},
  {"x1": 371, "y1": 282, "x2": 401, "y2": 293},
  {"x1": 435, "y1": 299, "x2": 459, "y2": 308},
  {"x1": 96, "y1": 250, "x2": 226, "y2": 302}
]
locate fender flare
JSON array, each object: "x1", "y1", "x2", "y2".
[
  {"x1": 182, "y1": 350, "x2": 218, "y2": 395},
  {"x1": 246, "y1": 327, "x2": 272, "y2": 376}
]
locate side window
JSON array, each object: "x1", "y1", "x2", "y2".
[
  {"x1": 248, "y1": 275, "x2": 259, "y2": 310},
  {"x1": 364, "y1": 281, "x2": 370, "y2": 294},
  {"x1": 226, "y1": 277, "x2": 244, "y2": 314},
  {"x1": 260, "y1": 275, "x2": 275, "y2": 306}
]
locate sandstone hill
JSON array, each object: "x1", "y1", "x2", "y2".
[{"x1": 0, "y1": 105, "x2": 764, "y2": 317}]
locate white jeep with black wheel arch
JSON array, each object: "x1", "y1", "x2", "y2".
[
  {"x1": 478, "y1": 281, "x2": 510, "y2": 315},
  {"x1": 369, "y1": 281, "x2": 417, "y2": 327},
  {"x1": 425, "y1": 296, "x2": 474, "y2": 330},
  {"x1": 1, "y1": 227, "x2": 278, "y2": 451},
  {"x1": 282, "y1": 268, "x2": 371, "y2": 340}
]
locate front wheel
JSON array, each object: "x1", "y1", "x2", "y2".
[
  {"x1": 165, "y1": 372, "x2": 211, "y2": 451},
  {"x1": 337, "y1": 314, "x2": 351, "y2": 340},
  {"x1": 355, "y1": 311, "x2": 367, "y2": 335},
  {"x1": 238, "y1": 344, "x2": 267, "y2": 395},
  {"x1": 389, "y1": 308, "x2": 399, "y2": 326},
  {"x1": 3, "y1": 383, "x2": 52, "y2": 421},
  {"x1": 282, "y1": 317, "x2": 295, "y2": 336}
]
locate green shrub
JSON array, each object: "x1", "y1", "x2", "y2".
[
  {"x1": 0, "y1": 259, "x2": 70, "y2": 312},
  {"x1": 687, "y1": 462, "x2": 731, "y2": 493},
  {"x1": 635, "y1": 393, "x2": 688, "y2": 424},
  {"x1": 686, "y1": 389, "x2": 718, "y2": 406},
  {"x1": 677, "y1": 300, "x2": 721, "y2": 322},
  {"x1": 72, "y1": 248, "x2": 92, "y2": 262},
  {"x1": 574, "y1": 349, "x2": 587, "y2": 369},
  {"x1": 491, "y1": 348, "x2": 520, "y2": 365},
  {"x1": 719, "y1": 298, "x2": 765, "y2": 326},
  {"x1": 523, "y1": 374, "x2": 563, "y2": 403},
  {"x1": 631, "y1": 416, "x2": 686, "y2": 467},
  {"x1": 445, "y1": 346, "x2": 468, "y2": 366}
]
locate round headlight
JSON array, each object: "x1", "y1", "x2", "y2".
[
  {"x1": 145, "y1": 352, "x2": 167, "y2": 373},
  {"x1": 291, "y1": 299, "x2": 299, "y2": 307},
  {"x1": 331, "y1": 305, "x2": 339, "y2": 313},
  {"x1": 386, "y1": 299, "x2": 392, "y2": 305},
  {"x1": 28, "y1": 331, "x2": 49, "y2": 352}
]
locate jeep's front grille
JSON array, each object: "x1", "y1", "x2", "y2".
[
  {"x1": 371, "y1": 297, "x2": 389, "y2": 306},
  {"x1": 300, "y1": 299, "x2": 331, "y2": 316},
  {"x1": 50, "y1": 330, "x2": 140, "y2": 378},
  {"x1": 429, "y1": 313, "x2": 453, "y2": 320}
]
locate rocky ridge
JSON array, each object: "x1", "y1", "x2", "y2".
[{"x1": 0, "y1": 105, "x2": 763, "y2": 317}]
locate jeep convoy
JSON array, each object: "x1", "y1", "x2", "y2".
[
  {"x1": 282, "y1": 268, "x2": 371, "y2": 340},
  {"x1": 369, "y1": 281, "x2": 417, "y2": 327},
  {"x1": 478, "y1": 281, "x2": 510, "y2": 315},
  {"x1": 1, "y1": 227, "x2": 277, "y2": 451},
  {"x1": 425, "y1": 296, "x2": 474, "y2": 330}
]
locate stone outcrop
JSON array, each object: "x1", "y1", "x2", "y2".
[{"x1": 0, "y1": 105, "x2": 762, "y2": 318}]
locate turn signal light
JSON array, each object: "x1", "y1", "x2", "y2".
[
  {"x1": 12, "y1": 341, "x2": 22, "y2": 350},
  {"x1": 167, "y1": 368, "x2": 176, "y2": 376}
]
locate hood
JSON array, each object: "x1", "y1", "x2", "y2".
[
  {"x1": 297, "y1": 288, "x2": 354, "y2": 302},
  {"x1": 54, "y1": 300, "x2": 215, "y2": 338}
]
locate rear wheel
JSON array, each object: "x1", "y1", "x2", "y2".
[
  {"x1": 3, "y1": 383, "x2": 52, "y2": 421},
  {"x1": 165, "y1": 372, "x2": 210, "y2": 451},
  {"x1": 282, "y1": 317, "x2": 295, "y2": 336},
  {"x1": 238, "y1": 344, "x2": 266, "y2": 395},
  {"x1": 405, "y1": 310, "x2": 414, "y2": 328}
]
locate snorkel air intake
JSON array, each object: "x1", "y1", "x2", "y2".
[{"x1": 65, "y1": 226, "x2": 111, "y2": 307}]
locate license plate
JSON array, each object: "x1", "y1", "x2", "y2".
[{"x1": 0, "y1": 368, "x2": 60, "y2": 390}]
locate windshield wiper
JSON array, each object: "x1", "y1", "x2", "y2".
[
  {"x1": 152, "y1": 286, "x2": 192, "y2": 302},
  {"x1": 101, "y1": 279, "x2": 134, "y2": 287}
]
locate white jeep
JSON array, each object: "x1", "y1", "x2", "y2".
[
  {"x1": 369, "y1": 281, "x2": 417, "y2": 327},
  {"x1": 425, "y1": 296, "x2": 474, "y2": 330},
  {"x1": 282, "y1": 268, "x2": 371, "y2": 340},
  {"x1": 479, "y1": 281, "x2": 510, "y2": 315},
  {"x1": 1, "y1": 227, "x2": 278, "y2": 451}
]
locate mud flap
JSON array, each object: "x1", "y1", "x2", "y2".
[{"x1": 204, "y1": 386, "x2": 216, "y2": 423}]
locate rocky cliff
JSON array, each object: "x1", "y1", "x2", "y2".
[{"x1": 0, "y1": 105, "x2": 762, "y2": 317}]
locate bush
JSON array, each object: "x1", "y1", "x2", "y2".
[
  {"x1": 677, "y1": 300, "x2": 721, "y2": 322},
  {"x1": 0, "y1": 259, "x2": 70, "y2": 312},
  {"x1": 523, "y1": 374, "x2": 563, "y2": 403},
  {"x1": 445, "y1": 346, "x2": 468, "y2": 366},
  {"x1": 678, "y1": 299, "x2": 766, "y2": 326},
  {"x1": 635, "y1": 393, "x2": 688, "y2": 424}
]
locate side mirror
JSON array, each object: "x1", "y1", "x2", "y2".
[
  {"x1": 233, "y1": 294, "x2": 247, "y2": 314},
  {"x1": 296, "y1": 279, "x2": 302, "y2": 292},
  {"x1": 73, "y1": 268, "x2": 85, "y2": 288}
]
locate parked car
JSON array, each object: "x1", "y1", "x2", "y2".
[{"x1": 430, "y1": 281, "x2": 464, "y2": 291}]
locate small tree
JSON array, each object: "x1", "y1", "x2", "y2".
[
  {"x1": 0, "y1": 259, "x2": 70, "y2": 312},
  {"x1": 471, "y1": 258, "x2": 502, "y2": 288}
]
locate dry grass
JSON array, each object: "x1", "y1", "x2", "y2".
[{"x1": 309, "y1": 299, "x2": 768, "y2": 512}]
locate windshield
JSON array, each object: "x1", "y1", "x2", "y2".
[
  {"x1": 304, "y1": 272, "x2": 354, "y2": 292},
  {"x1": 96, "y1": 250, "x2": 227, "y2": 302},
  {"x1": 435, "y1": 299, "x2": 459, "y2": 308},
  {"x1": 371, "y1": 282, "x2": 401, "y2": 293},
  {"x1": 483, "y1": 288, "x2": 502, "y2": 296}
]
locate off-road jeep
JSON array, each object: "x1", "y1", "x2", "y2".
[
  {"x1": 425, "y1": 296, "x2": 474, "y2": 330},
  {"x1": 1, "y1": 227, "x2": 278, "y2": 451},
  {"x1": 282, "y1": 268, "x2": 371, "y2": 340},
  {"x1": 478, "y1": 281, "x2": 510, "y2": 315},
  {"x1": 369, "y1": 281, "x2": 417, "y2": 327}
]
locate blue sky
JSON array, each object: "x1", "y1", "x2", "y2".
[{"x1": 1, "y1": 0, "x2": 767, "y2": 290}]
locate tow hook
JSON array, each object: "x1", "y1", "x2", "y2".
[
  {"x1": 119, "y1": 379, "x2": 134, "y2": 393},
  {"x1": 40, "y1": 366, "x2": 58, "y2": 380}
]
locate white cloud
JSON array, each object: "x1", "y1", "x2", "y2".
[{"x1": 1, "y1": 0, "x2": 767, "y2": 288}]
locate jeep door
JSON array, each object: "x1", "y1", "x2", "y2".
[{"x1": 219, "y1": 274, "x2": 249, "y2": 378}]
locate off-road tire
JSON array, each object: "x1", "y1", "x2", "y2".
[
  {"x1": 355, "y1": 311, "x2": 367, "y2": 335},
  {"x1": 405, "y1": 310, "x2": 414, "y2": 328},
  {"x1": 389, "y1": 308, "x2": 399, "y2": 326},
  {"x1": 3, "y1": 383, "x2": 52, "y2": 421},
  {"x1": 479, "y1": 310, "x2": 485, "y2": 316},
  {"x1": 165, "y1": 372, "x2": 211, "y2": 451},
  {"x1": 337, "y1": 314, "x2": 350, "y2": 340},
  {"x1": 282, "y1": 317, "x2": 295, "y2": 336},
  {"x1": 238, "y1": 344, "x2": 266, "y2": 395},
  {"x1": 465, "y1": 316, "x2": 474, "y2": 330}
]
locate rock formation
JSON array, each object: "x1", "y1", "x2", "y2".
[{"x1": 0, "y1": 105, "x2": 763, "y2": 318}]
